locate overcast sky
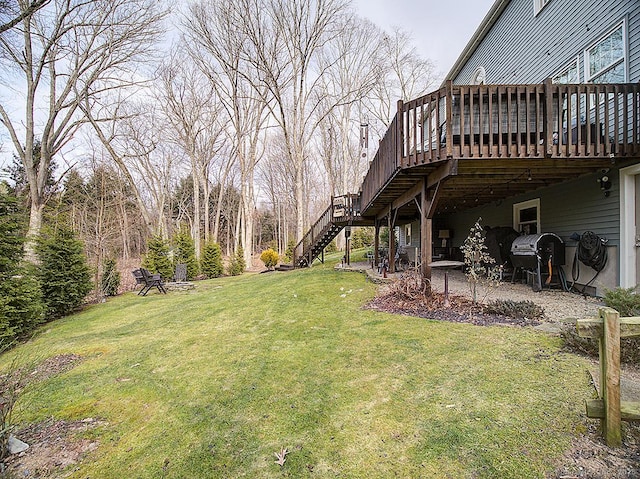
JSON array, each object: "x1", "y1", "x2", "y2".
[{"x1": 353, "y1": 0, "x2": 496, "y2": 78}]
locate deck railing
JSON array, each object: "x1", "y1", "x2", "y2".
[
  {"x1": 360, "y1": 81, "x2": 640, "y2": 212},
  {"x1": 292, "y1": 194, "x2": 360, "y2": 266}
]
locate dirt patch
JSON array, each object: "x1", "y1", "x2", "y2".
[
  {"x1": 3, "y1": 418, "x2": 104, "y2": 477},
  {"x1": 27, "y1": 354, "x2": 83, "y2": 385},
  {"x1": 548, "y1": 423, "x2": 640, "y2": 478}
]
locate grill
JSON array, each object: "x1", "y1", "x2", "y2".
[{"x1": 510, "y1": 233, "x2": 565, "y2": 291}]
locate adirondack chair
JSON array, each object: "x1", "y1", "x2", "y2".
[
  {"x1": 131, "y1": 268, "x2": 167, "y2": 296},
  {"x1": 174, "y1": 263, "x2": 187, "y2": 282}
]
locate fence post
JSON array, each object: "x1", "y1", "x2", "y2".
[{"x1": 601, "y1": 307, "x2": 622, "y2": 447}]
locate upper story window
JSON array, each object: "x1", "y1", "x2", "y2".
[
  {"x1": 471, "y1": 66, "x2": 486, "y2": 85},
  {"x1": 585, "y1": 23, "x2": 626, "y2": 83},
  {"x1": 534, "y1": 0, "x2": 551, "y2": 16},
  {"x1": 552, "y1": 57, "x2": 580, "y2": 84}
]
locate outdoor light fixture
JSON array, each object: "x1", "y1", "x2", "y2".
[
  {"x1": 527, "y1": 169, "x2": 532, "y2": 181},
  {"x1": 598, "y1": 170, "x2": 612, "y2": 197}
]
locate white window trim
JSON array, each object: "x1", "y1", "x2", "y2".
[
  {"x1": 619, "y1": 164, "x2": 640, "y2": 288},
  {"x1": 534, "y1": 0, "x2": 551, "y2": 16},
  {"x1": 552, "y1": 56, "x2": 580, "y2": 84},
  {"x1": 513, "y1": 198, "x2": 541, "y2": 234},
  {"x1": 471, "y1": 66, "x2": 486, "y2": 85},
  {"x1": 584, "y1": 21, "x2": 627, "y2": 83},
  {"x1": 405, "y1": 224, "x2": 411, "y2": 246}
]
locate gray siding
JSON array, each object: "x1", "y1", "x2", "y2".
[
  {"x1": 444, "y1": 170, "x2": 621, "y2": 248},
  {"x1": 454, "y1": 0, "x2": 640, "y2": 84}
]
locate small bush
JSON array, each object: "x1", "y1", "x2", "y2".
[
  {"x1": 101, "y1": 258, "x2": 120, "y2": 296},
  {"x1": 484, "y1": 299, "x2": 545, "y2": 320},
  {"x1": 325, "y1": 239, "x2": 337, "y2": 253},
  {"x1": 228, "y1": 245, "x2": 246, "y2": 276},
  {"x1": 37, "y1": 227, "x2": 92, "y2": 319},
  {"x1": 260, "y1": 248, "x2": 279, "y2": 270},
  {"x1": 284, "y1": 240, "x2": 296, "y2": 262},
  {"x1": 603, "y1": 287, "x2": 640, "y2": 317},
  {"x1": 201, "y1": 242, "x2": 223, "y2": 278}
]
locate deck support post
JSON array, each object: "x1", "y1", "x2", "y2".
[
  {"x1": 374, "y1": 221, "x2": 380, "y2": 270},
  {"x1": 388, "y1": 209, "x2": 397, "y2": 274},
  {"x1": 421, "y1": 182, "x2": 433, "y2": 290}
]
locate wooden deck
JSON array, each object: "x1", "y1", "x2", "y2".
[
  {"x1": 361, "y1": 80, "x2": 640, "y2": 219},
  {"x1": 293, "y1": 81, "x2": 640, "y2": 269}
]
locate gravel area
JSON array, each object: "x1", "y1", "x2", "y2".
[{"x1": 428, "y1": 269, "x2": 605, "y2": 323}]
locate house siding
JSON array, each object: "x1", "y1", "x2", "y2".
[
  {"x1": 454, "y1": 0, "x2": 640, "y2": 85},
  {"x1": 443, "y1": 170, "x2": 621, "y2": 292}
]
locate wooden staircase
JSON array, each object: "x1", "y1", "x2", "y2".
[{"x1": 285, "y1": 194, "x2": 365, "y2": 269}]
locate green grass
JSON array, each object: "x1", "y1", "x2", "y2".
[{"x1": 1, "y1": 259, "x2": 593, "y2": 478}]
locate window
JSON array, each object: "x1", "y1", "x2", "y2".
[
  {"x1": 534, "y1": 0, "x2": 551, "y2": 15},
  {"x1": 471, "y1": 66, "x2": 486, "y2": 85},
  {"x1": 585, "y1": 23, "x2": 626, "y2": 83},
  {"x1": 405, "y1": 225, "x2": 411, "y2": 246},
  {"x1": 552, "y1": 57, "x2": 580, "y2": 84},
  {"x1": 513, "y1": 199, "x2": 540, "y2": 235}
]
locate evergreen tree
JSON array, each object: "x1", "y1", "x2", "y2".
[
  {"x1": 201, "y1": 242, "x2": 223, "y2": 278},
  {"x1": 101, "y1": 258, "x2": 121, "y2": 296},
  {"x1": 0, "y1": 187, "x2": 43, "y2": 341},
  {"x1": 142, "y1": 235, "x2": 174, "y2": 281},
  {"x1": 172, "y1": 227, "x2": 199, "y2": 280},
  {"x1": 228, "y1": 245, "x2": 246, "y2": 276},
  {"x1": 36, "y1": 226, "x2": 92, "y2": 319}
]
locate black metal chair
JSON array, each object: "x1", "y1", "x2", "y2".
[{"x1": 132, "y1": 268, "x2": 167, "y2": 296}]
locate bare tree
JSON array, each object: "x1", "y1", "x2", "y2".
[
  {"x1": 158, "y1": 53, "x2": 227, "y2": 258},
  {"x1": 184, "y1": 0, "x2": 271, "y2": 266},
  {"x1": 365, "y1": 27, "x2": 438, "y2": 139},
  {"x1": 236, "y1": 0, "x2": 353, "y2": 242},
  {"x1": 315, "y1": 15, "x2": 383, "y2": 197},
  {"x1": 0, "y1": 0, "x2": 49, "y2": 35},
  {"x1": 0, "y1": 0, "x2": 166, "y2": 262}
]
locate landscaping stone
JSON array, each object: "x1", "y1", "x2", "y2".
[
  {"x1": 8, "y1": 435, "x2": 29, "y2": 455},
  {"x1": 164, "y1": 282, "x2": 195, "y2": 292}
]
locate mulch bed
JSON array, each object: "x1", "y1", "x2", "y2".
[{"x1": 365, "y1": 291, "x2": 543, "y2": 327}]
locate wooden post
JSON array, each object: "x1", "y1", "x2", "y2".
[
  {"x1": 388, "y1": 209, "x2": 396, "y2": 274},
  {"x1": 421, "y1": 182, "x2": 432, "y2": 287},
  {"x1": 374, "y1": 221, "x2": 380, "y2": 270},
  {"x1": 544, "y1": 78, "x2": 554, "y2": 158},
  {"x1": 602, "y1": 307, "x2": 622, "y2": 447}
]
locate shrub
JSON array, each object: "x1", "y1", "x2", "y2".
[
  {"x1": 260, "y1": 248, "x2": 279, "y2": 270},
  {"x1": 172, "y1": 227, "x2": 199, "y2": 280},
  {"x1": 37, "y1": 227, "x2": 92, "y2": 319},
  {"x1": 201, "y1": 242, "x2": 223, "y2": 278},
  {"x1": 325, "y1": 239, "x2": 337, "y2": 253},
  {"x1": 484, "y1": 299, "x2": 545, "y2": 320},
  {"x1": 228, "y1": 245, "x2": 246, "y2": 276},
  {"x1": 603, "y1": 287, "x2": 640, "y2": 317},
  {"x1": 351, "y1": 227, "x2": 374, "y2": 249},
  {"x1": 284, "y1": 239, "x2": 296, "y2": 262},
  {"x1": 101, "y1": 258, "x2": 120, "y2": 297},
  {"x1": 143, "y1": 235, "x2": 173, "y2": 281},
  {"x1": 461, "y1": 218, "x2": 500, "y2": 304}
]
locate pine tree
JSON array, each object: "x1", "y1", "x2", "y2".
[
  {"x1": 172, "y1": 227, "x2": 199, "y2": 280},
  {"x1": 201, "y1": 242, "x2": 223, "y2": 278},
  {"x1": 37, "y1": 226, "x2": 92, "y2": 319},
  {"x1": 143, "y1": 235, "x2": 173, "y2": 281},
  {"x1": 0, "y1": 188, "x2": 43, "y2": 340},
  {"x1": 228, "y1": 245, "x2": 246, "y2": 276}
]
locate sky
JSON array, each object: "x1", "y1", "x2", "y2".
[
  {"x1": 353, "y1": 0, "x2": 496, "y2": 78},
  {"x1": 0, "y1": 0, "x2": 497, "y2": 172}
]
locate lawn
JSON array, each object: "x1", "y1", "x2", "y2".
[{"x1": 1, "y1": 258, "x2": 594, "y2": 478}]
